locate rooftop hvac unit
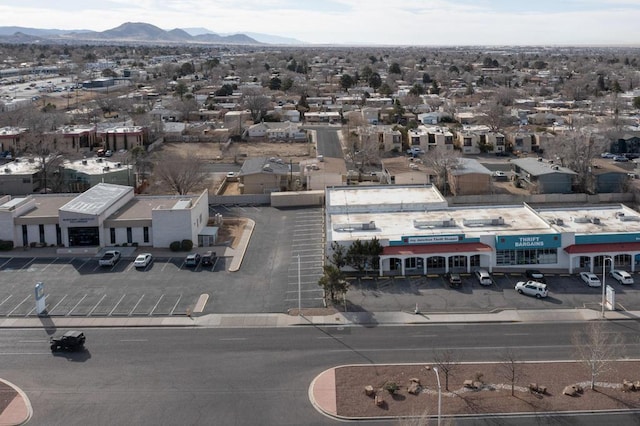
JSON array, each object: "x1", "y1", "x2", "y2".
[
  {"x1": 556, "y1": 218, "x2": 564, "y2": 226},
  {"x1": 4, "y1": 168, "x2": 9, "y2": 173},
  {"x1": 592, "y1": 217, "x2": 601, "y2": 225},
  {"x1": 103, "y1": 167, "x2": 110, "y2": 172},
  {"x1": 82, "y1": 160, "x2": 87, "y2": 165}
]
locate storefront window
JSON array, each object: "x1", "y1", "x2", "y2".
[{"x1": 496, "y1": 248, "x2": 557, "y2": 265}]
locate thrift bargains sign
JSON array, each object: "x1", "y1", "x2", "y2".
[{"x1": 495, "y1": 234, "x2": 561, "y2": 250}]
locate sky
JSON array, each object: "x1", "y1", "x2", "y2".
[{"x1": 0, "y1": 0, "x2": 639, "y2": 46}]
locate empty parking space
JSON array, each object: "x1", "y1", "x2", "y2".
[{"x1": 286, "y1": 209, "x2": 325, "y2": 309}]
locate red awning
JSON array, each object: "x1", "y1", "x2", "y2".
[
  {"x1": 383, "y1": 242, "x2": 492, "y2": 256},
  {"x1": 564, "y1": 242, "x2": 640, "y2": 254}
]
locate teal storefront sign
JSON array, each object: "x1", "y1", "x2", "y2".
[
  {"x1": 496, "y1": 234, "x2": 561, "y2": 250},
  {"x1": 575, "y1": 233, "x2": 640, "y2": 244}
]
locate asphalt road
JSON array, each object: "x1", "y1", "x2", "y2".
[
  {"x1": 314, "y1": 127, "x2": 343, "y2": 159},
  {"x1": 2, "y1": 321, "x2": 640, "y2": 425}
]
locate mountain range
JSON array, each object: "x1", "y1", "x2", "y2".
[{"x1": 0, "y1": 22, "x2": 306, "y2": 45}]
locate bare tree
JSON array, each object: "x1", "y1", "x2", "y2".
[
  {"x1": 432, "y1": 348, "x2": 459, "y2": 391},
  {"x1": 497, "y1": 348, "x2": 525, "y2": 397},
  {"x1": 422, "y1": 149, "x2": 462, "y2": 195},
  {"x1": 572, "y1": 322, "x2": 625, "y2": 391},
  {"x1": 153, "y1": 153, "x2": 210, "y2": 195},
  {"x1": 242, "y1": 87, "x2": 270, "y2": 123},
  {"x1": 541, "y1": 130, "x2": 606, "y2": 193}
]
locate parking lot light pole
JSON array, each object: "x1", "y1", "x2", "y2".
[
  {"x1": 433, "y1": 367, "x2": 442, "y2": 426},
  {"x1": 602, "y1": 256, "x2": 613, "y2": 318}
]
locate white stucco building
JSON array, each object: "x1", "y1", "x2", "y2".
[{"x1": 0, "y1": 183, "x2": 211, "y2": 249}]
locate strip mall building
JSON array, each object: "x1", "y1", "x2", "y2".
[
  {"x1": 325, "y1": 185, "x2": 640, "y2": 276},
  {"x1": 0, "y1": 183, "x2": 212, "y2": 250}
]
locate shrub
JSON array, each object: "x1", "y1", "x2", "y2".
[
  {"x1": 383, "y1": 382, "x2": 399, "y2": 394},
  {"x1": 0, "y1": 240, "x2": 13, "y2": 251},
  {"x1": 30, "y1": 242, "x2": 37, "y2": 248},
  {"x1": 169, "y1": 241, "x2": 181, "y2": 252},
  {"x1": 180, "y1": 239, "x2": 193, "y2": 251},
  {"x1": 132, "y1": 242, "x2": 139, "y2": 247}
]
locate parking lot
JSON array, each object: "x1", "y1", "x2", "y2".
[
  {"x1": 345, "y1": 271, "x2": 640, "y2": 314},
  {"x1": 3, "y1": 205, "x2": 639, "y2": 318},
  {"x1": 0, "y1": 255, "x2": 226, "y2": 318}
]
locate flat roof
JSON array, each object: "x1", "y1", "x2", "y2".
[
  {"x1": 19, "y1": 195, "x2": 77, "y2": 218},
  {"x1": 537, "y1": 204, "x2": 640, "y2": 234},
  {"x1": 106, "y1": 196, "x2": 192, "y2": 221},
  {"x1": 60, "y1": 183, "x2": 131, "y2": 216},
  {"x1": 328, "y1": 205, "x2": 553, "y2": 243},
  {"x1": 327, "y1": 185, "x2": 445, "y2": 209}
]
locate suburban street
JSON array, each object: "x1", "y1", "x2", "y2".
[{"x1": 2, "y1": 321, "x2": 640, "y2": 425}]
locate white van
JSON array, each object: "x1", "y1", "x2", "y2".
[{"x1": 475, "y1": 269, "x2": 492, "y2": 286}]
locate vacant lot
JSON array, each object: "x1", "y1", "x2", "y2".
[{"x1": 158, "y1": 141, "x2": 314, "y2": 164}]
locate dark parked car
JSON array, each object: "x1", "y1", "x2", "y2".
[
  {"x1": 525, "y1": 269, "x2": 546, "y2": 283},
  {"x1": 201, "y1": 251, "x2": 215, "y2": 266},
  {"x1": 445, "y1": 272, "x2": 462, "y2": 287},
  {"x1": 50, "y1": 330, "x2": 85, "y2": 352}
]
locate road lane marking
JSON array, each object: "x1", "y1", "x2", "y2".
[{"x1": 219, "y1": 338, "x2": 247, "y2": 341}]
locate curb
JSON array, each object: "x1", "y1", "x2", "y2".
[
  {"x1": 228, "y1": 218, "x2": 255, "y2": 272},
  {"x1": 0, "y1": 378, "x2": 33, "y2": 426}
]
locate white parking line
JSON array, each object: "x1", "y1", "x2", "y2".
[
  {"x1": 49, "y1": 295, "x2": 68, "y2": 313},
  {"x1": 109, "y1": 294, "x2": 127, "y2": 316},
  {"x1": 129, "y1": 294, "x2": 145, "y2": 315},
  {"x1": 150, "y1": 294, "x2": 164, "y2": 315},
  {"x1": 161, "y1": 260, "x2": 172, "y2": 272},
  {"x1": 88, "y1": 294, "x2": 107, "y2": 316},
  {"x1": 7, "y1": 295, "x2": 30, "y2": 316},
  {"x1": 68, "y1": 294, "x2": 88, "y2": 315},
  {"x1": 0, "y1": 258, "x2": 13, "y2": 269},
  {"x1": 22, "y1": 258, "x2": 36, "y2": 269},
  {"x1": 41, "y1": 258, "x2": 59, "y2": 272},
  {"x1": 0, "y1": 295, "x2": 12, "y2": 307},
  {"x1": 169, "y1": 295, "x2": 182, "y2": 315}
]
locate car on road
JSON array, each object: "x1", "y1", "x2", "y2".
[
  {"x1": 184, "y1": 253, "x2": 201, "y2": 267},
  {"x1": 601, "y1": 152, "x2": 616, "y2": 158},
  {"x1": 98, "y1": 250, "x2": 121, "y2": 267},
  {"x1": 609, "y1": 269, "x2": 634, "y2": 285},
  {"x1": 515, "y1": 281, "x2": 548, "y2": 298},
  {"x1": 525, "y1": 269, "x2": 546, "y2": 283},
  {"x1": 579, "y1": 272, "x2": 601, "y2": 287},
  {"x1": 445, "y1": 272, "x2": 461, "y2": 287},
  {"x1": 613, "y1": 155, "x2": 629, "y2": 162},
  {"x1": 50, "y1": 330, "x2": 85, "y2": 352},
  {"x1": 474, "y1": 269, "x2": 492, "y2": 286},
  {"x1": 133, "y1": 253, "x2": 153, "y2": 268}
]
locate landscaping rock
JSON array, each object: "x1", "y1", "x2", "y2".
[
  {"x1": 563, "y1": 384, "x2": 583, "y2": 396},
  {"x1": 407, "y1": 381, "x2": 421, "y2": 395},
  {"x1": 364, "y1": 385, "x2": 375, "y2": 396}
]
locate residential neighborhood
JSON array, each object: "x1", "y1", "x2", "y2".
[{"x1": 2, "y1": 18, "x2": 640, "y2": 426}]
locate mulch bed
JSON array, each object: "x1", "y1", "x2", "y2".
[{"x1": 335, "y1": 362, "x2": 640, "y2": 418}]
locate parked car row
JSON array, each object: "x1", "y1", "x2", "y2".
[
  {"x1": 98, "y1": 251, "x2": 217, "y2": 269},
  {"x1": 441, "y1": 267, "x2": 635, "y2": 299}
]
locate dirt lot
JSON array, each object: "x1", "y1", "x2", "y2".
[
  {"x1": 335, "y1": 361, "x2": 640, "y2": 419},
  {"x1": 159, "y1": 141, "x2": 314, "y2": 164}
]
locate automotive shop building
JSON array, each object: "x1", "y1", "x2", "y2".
[
  {"x1": 325, "y1": 184, "x2": 640, "y2": 276},
  {"x1": 0, "y1": 183, "x2": 211, "y2": 250}
]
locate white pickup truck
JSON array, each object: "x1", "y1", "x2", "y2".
[{"x1": 98, "y1": 250, "x2": 121, "y2": 267}]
